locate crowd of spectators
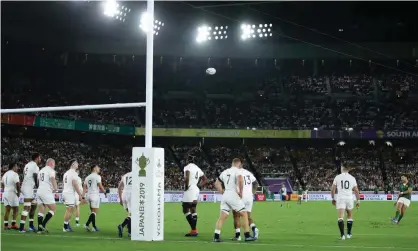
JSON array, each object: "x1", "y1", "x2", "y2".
[{"x1": 2, "y1": 137, "x2": 417, "y2": 191}]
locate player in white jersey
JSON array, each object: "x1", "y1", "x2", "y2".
[
  {"x1": 74, "y1": 170, "x2": 83, "y2": 226},
  {"x1": 62, "y1": 160, "x2": 85, "y2": 232},
  {"x1": 182, "y1": 155, "x2": 207, "y2": 237},
  {"x1": 117, "y1": 171, "x2": 132, "y2": 238},
  {"x1": 331, "y1": 165, "x2": 360, "y2": 240},
  {"x1": 2, "y1": 163, "x2": 21, "y2": 230},
  {"x1": 83, "y1": 165, "x2": 106, "y2": 232},
  {"x1": 232, "y1": 168, "x2": 259, "y2": 240},
  {"x1": 19, "y1": 153, "x2": 41, "y2": 232},
  {"x1": 280, "y1": 184, "x2": 288, "y2": 208},
  {"x1": 213, "y1": 158, "x2": 256, "y2": 242},
  {"x1": 37, "y1": 158, "x2": 58, "y2": 233}
]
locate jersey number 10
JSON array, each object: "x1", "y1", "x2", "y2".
[{"x1": 341, "y1": 180, "x2": 350, "y2": 189}]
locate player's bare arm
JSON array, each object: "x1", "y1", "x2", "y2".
[
  {"x1": 16, "y1": 181, "x2": 21, "y2": 196},
  {"x1": 199, "y1": 175, "x2": 207, "y2": 188},
  {"x1": 237, "y1": 175, "x2": 244, "y2": 198},
  {"x1": 98, "y1": 182, "x2": 106, "y2": 197},
  {"x1": 83, "y1": 183, "x2": 88, "y2": 194},
  {"x1": 118, "y1": 180, "x2": 124, "y2": 206},
  {"x1": 51, "y1": 176, "x2": 58, "y2": 192},
  {"x1": 72, "y1": 179, "x2": 83, "y2": 198},
  {"x1": 252, "y1": 181, "x2": 259, "y2": 194},
  {"x1": 33, "y1": 173, "x2": 39, "y2": 188},
  {"x1": 331, "y1": 184, "x2": 337, "y2": 205},
  {"x1": 184, "y1": 170, "x2": 190, "y2": 191},
  {"x1": 353, "y1": 186, "x2": 360, "y2": 208},
  {"x1": 399, "y1": 187, "x2": 412, "y2": 197},
  {"x1": 214, "y1": 178, "x2": 224, "y2": 194}
]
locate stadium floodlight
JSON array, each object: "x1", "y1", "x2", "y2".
[
  {"x1": 103, "y1": 0, "x2": 131, "y2": 22},
  {"x1": 139, "y1": 12, "x2": 164, "y2": 36},
  {"x1": 196, "y1": 25, "x2": 228, "y2": 43},
  {"x1": 241, "y1": 23, "x2": 273, "y2": 40}
]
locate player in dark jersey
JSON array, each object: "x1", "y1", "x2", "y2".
[
  {"x1": 392, "y1": 175, "x2": 413, "y2": 224},
  {"x1": 297, "y1": 186, "x2": 303, "y2": 205}
]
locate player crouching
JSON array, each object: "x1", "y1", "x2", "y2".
[
  {"x1": 392, "y1": 175, "x2": 413, "y2": 224},
  {"x1": 213, "y1": 158, "x2": 256, "y2": 242},
  {"x1": 331, "y1": 165, "x2": 360, "y2": 240}
]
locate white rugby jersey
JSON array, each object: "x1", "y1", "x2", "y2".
[
  {"x1": 37, "y1": 166, "x2": 56, "y2": 193},
  {"x1": 21, "y1": 161, "x2": 39, "y2": 189},
  {"x1": 1, "y1": 170, "x2": 20, "y2": 193},
  {"x1": 62, "y1": 169, "x2": 78, "y2": 193},
  {"x1": 219, "y1": 167, "x2": 243, "y2": 193},
  {"x1": 121, "y1": 172, "x2": 132, "y2": 194},
  {"x1": 84, "y1": 173, "x2": 102, "y2": 195},
  {"x1": 333, "y1": 172, "x2": 357, "y2": 198},
  {"x1": 280, "y1": 187, "x2": 287, "y2": 195},
  {"x1": 241, "y1": 169, "x2": 257, "y2": 200},
  {"x1": 184, "y1": 163, "x2": 204, "y2": 188}
]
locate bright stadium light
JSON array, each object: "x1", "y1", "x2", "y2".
[
  {"x1": 103, "y1": 0, "x2": 131, "y2": 22},
  {"x1": 196, "y1": 25, "x2": 228, "y2": 43},
  {"x1": 241, "y1": 23, "x2": 273, "y2": 40},
  {"x1": 139, "y1": 12, "x2": 164, "y2": 36}
]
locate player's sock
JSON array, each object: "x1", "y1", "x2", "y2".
[
  {"x1": 192, "y1": 213, "x2": 198, "y2": 231},
  {"x1": 37, "y1": 213, "x2": 44, "y2": 229},
  {"x1": 127, "y1": 217, "x2": 131, "y2": 234},
  {"x1": 185, "y1": 213, "x2": 193, "y2": 230},
  {"x1": 213, "y1": 229, "x2": 221, "y2": 240},
  {"x1": 235, "y1": 228, "x2": 241, "y2": 238},
  {"x1": 63, "y1": 221, "x2": 69, "y2": 230},
  {"x1": 11, "y1": 220, "x2": 16, "y2": 227},
  {"x1": 29, "y1": 219, "x2": 35, "y2": 229},
  {"x1": 121, "y1": 216, "x2": 130, "y2": 228},
  {"x1": 347, "y1": 219, "x2": 353, "y2": 235},
  {"x1": 42, "y1": 211, "x2": 54, "y2": 227},
  {"x1": 75, "y1": 217, "x2": 80, "y2": 225},
  {"x1": 19, "y1": 220, "x2": 25, "y2": 231},
  {"x1": 398, "y1": 214, "x2": 404, "y2": 223},
  {"x1": 250, "y1": 223, "x2": 257, "y2": 233},
  {"x1": 85, "y1": 212, "x2": 94, "y2": 226},
  {"x1": 337, "y1": 218, "x2": 344, "y2": 237},
  {"x1": 394, "y1": 211, "x2": 400, "y2": 220},
  {"x1": 244, "y1": 232, "x2": 251, "y2": 238},
  {"x1": 91, "y1": 212, "x2": 97, "y2": 228},
  {"x1": 4, "y1": 221, "x2": 8, "y2": 228}
]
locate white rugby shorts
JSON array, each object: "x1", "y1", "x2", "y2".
[
  {"x1": 62, "y1": 192, "x2": 76, "y2": 207},
  {"x1": 122, "y1": 193, "x2": 132, "y2": 213},
  {"x1": 220, "y1": 191, "x2": 246, "y2": 214},
  {"x1": 183, "y1": 186, "x2": 200, "y2": 203},
  {"x1": 397, "y1": 197, "x2": 411, "y2": 207},
  {"x1": 242, "y1": 198, "x2": 253, "y2": 212},
  {"x1": 3, "y1": 192, "x2": 19, "y2": 207},
  {"x1": 37, "y1": 191, "x2": 55, "y2": 205},
  {"x1": 336, "y1": 197, "x2": 354, "y2": 210},
  {"x1": 21, "y1": 186, "x2": 35, "y2": 200},
  {"x1": 86, "y1": 194, "x2": 100, "y2": 209}
]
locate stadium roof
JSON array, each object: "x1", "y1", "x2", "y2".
[{"x1": 2, "y1": 1, "x2": 418, "y2": 48}]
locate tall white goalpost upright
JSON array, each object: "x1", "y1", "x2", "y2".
[{"x1": 131, "y1": 0, "x2": 165, "y2": 242}]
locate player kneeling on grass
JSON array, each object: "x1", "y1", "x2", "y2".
[
  {"x1": 37, "y1": 158, "x2": 59, "y2": 233},
  {"x1": 62, "y1": 160, "x2": 85, "y2": 232},
  {"x1": 2, "y1": 163, "x2": 21, "y2": 230},
  {"x1": 182, "y1": 156, "x2": 207, "y2": 237},
  {"x1": 392, "y1": 175, "x2": 413, "y2": 224},
  {"x1": 232, "y1": 167, "x2": 259, "y2": 240},
  {"x1": 213, "y1": 158, "x2": 256, "y2": 242},
  {"x1": 118, "y1": 171, "x2": 132, "y2": 238},
  {"x1": 331, "y1": 165, "x2": 360, "y2": 240},
  {"x1": 83, "y1": 165, "x2": 106, "y2": 232}
]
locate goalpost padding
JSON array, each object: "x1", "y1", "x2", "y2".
[{"x1": 131, "y1": 147, "x2": 164, "y2": 241}]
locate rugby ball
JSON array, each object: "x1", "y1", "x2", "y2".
[{"x1": 206, "y1": 67, "x2": 216, "y2": 75}]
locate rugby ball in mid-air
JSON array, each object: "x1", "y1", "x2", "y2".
[{"x1": 206, "y1": 67, "x2": 216, "y2": 75}]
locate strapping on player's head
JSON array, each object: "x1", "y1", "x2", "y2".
[{"x1": 186, "y1": 154, "x2": 196, "y2": 163}]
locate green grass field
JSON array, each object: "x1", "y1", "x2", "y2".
[{"x1": 1, "y1": 201, "x2": 417, "y2": 251}]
